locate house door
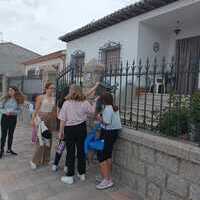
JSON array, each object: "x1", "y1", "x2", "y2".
[{"x1": 175, "y1": 36, "x2": 200, "y2": 94}]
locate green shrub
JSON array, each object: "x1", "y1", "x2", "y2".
[
  {"x1": 191, "y1": 92, "x2": 200, "y2": 124},
  {"x1": 159, "y1": 94, "x2": 190, "y2": 137},
  {"x1": 159, "y1": 108, "x2": 189, "y2": 137}
]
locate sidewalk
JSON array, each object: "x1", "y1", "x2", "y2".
[{"x1": 0, "y1": 126, "x2": 140, "y2": 200}]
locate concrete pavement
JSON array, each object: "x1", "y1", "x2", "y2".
[{"x1": 0, "y1": 126, "x2": 140, "y2": 200}]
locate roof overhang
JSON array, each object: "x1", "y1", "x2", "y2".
[{"x1": 59, "y1": 0, "x2": 179, "y2": 42}]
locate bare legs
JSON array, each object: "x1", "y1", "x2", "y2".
[{"x1": 99, "y1": 158, "x2": 112, "y2": 181}]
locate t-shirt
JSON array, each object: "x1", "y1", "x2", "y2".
[
  {"x1": 101, "y1": 105, "x2": 122, "y2": 130},
  {"x1": 58, "y1": 100, "x2": 95, "y2": 126}
]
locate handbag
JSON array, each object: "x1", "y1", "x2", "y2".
[
  {"x1": 56, "y1": 140, "x2": 65, "y2": 155},
  {"x1": 32, "y1": 126, "x2": 37, "y2": 144},
  {"x1": 41, "y1": 129, "x2": 52, "y2": 139},
  {"x1": 89, "y1": 139, "x2": 104, "y2": 151},
  {"x1": 39, "y1": 120, "x2": 52, "y2": 139}
]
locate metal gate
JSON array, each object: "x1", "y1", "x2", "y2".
[{"x1": 56, "y1": 64, "x2": 83, "y2": 100}]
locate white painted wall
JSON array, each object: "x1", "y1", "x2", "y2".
[
  {"x1": 67, "y1": 17, "x2": 140, "y2": 65},
  {"x1": 137, "y1": 23, "x2": 170, "y2": 64}
]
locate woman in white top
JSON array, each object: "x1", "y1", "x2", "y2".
[
  {"x1": 96, "y1": 92, "x2": 122, "y2": 190},
  {"x1": 30, "y1": 82, "x2": 56, "y2": 169}
]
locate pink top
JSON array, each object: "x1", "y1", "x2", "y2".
[{"x1": 58, "y1": 100, "x2": 95, "y2": 126}]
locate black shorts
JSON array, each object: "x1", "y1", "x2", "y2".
[{"x1": 97, "y1": 129, "x2": 119, "y2": 163}]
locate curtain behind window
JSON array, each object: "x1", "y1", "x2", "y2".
[{"x1": 175, "y1": 36, "x2": 200, "y2": 94}]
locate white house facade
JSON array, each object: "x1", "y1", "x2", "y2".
[{"x1": 60, "y1": 0, "x2": 200, "y2": 66}]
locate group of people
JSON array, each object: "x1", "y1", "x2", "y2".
[{"x1": 0, "y1": 81, "x2": 122, "y2": 190}]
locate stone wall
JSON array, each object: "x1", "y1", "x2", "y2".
[{"x1": 113, "y1": 128, "x2": 200, "y2": 200}]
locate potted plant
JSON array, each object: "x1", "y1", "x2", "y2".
[
  {"x1": 135, "y1": 87, "x2": 146, "y2": 96},
  {"x1": 190, "y1": 92, "x2": 200, "y2": 144}
]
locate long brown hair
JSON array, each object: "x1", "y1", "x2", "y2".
[
  {"x1": 65, "y1": 84, "x2": 86, "y2": 102},
  {"x1": 100, "y1": 92, "x2": 118, "y2": 112},
  {"x1": 3, "y1": 86, "x2": 25, "y2": 105}
]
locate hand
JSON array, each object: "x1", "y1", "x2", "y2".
[
  {"x1": 95, "y1": 96, "x2": 100, "y2": 102},
  {"x1": 31, "y1": 120, "x2": 36, "y2": 127},
  {"x1": 58, "y1": 132, "x2": 64, "y2": 140},
  {"x1": 96, "y1": 114, "x2": 102, "y2": 122}
]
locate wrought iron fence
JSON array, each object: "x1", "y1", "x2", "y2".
[
  {"x1": 56, "y1": 57, "x2": 200, "y2": 143},
  {"x1": 56, "y1": 64, "x2": 82, "y2": 89},
  {"x1": 56, "y1": 63, "x2": 83, "y2": 109}
]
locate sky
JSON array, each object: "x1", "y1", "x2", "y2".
[{"x1": 0, "y1": 0, "x2": 139, "y2": 55}]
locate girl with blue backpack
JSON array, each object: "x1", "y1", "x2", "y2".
[{"x1": 95, "y1": 92, "x2": 122, "y2": 190}]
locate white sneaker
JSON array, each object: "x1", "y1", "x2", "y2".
[
  {"x1": 52, "y1": 165, "x2": 58, "y2": 172},
  {"x1": 77, "y1": 173, "x2": 86, "y2": 181},
  {"x1": 64, "y1": 166, "x2": 68, "y2": 173},
  {"x1": 30, "y1": 161, "x2": 37, "y2": 170},
  {"x1": 61, "y1": 176, "x2": 74, "y2": 184},
  {"x1": 96, "y1": 179, "x2": 114, "y2": 190}
]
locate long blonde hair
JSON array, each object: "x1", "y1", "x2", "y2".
[{"x1": 65, "y1": 84, "x2": 86, "y2": 102}]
